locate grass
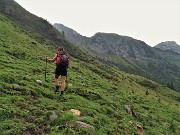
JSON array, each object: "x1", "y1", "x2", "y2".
[{"x1": 0, "y1": 13, "x2": 180, "y2": 135}]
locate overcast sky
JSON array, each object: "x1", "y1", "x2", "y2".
[{"x1": 15, "y1": 0, "x2": 180, "y2": 46}]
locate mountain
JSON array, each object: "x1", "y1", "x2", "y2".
[
  {"x1": 153, "y1": 41, "x2": 180, "y2": 69},
  {"x1": 0, "y1": 0, "x2": 180, "y2": 134},
  {"x1": 54, "y1": 23, "x2": 156, "y2": 59},
  {"x1": 53, "y1": 23, "x2": 180, "y2": 92},
  {"x1": 155, "y1": 41, "x2": 180, "y2": 54},
  {"x1": 54, "y1": 23, "x2": 88, "y2": 46}
]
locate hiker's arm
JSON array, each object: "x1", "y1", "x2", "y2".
[
  {"x1": 67, "y1": 53, "x2": 70, "y2": 67},
  {"x1": 47, "y1": 54, "x2": 57, "y2": 62}
]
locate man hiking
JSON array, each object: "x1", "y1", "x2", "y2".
[{"x1": 46, "y1": 47, "x2": 69, "y2": 97}]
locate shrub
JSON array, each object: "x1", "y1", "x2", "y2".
[
  {"x1": 0, "y1": 72, "x2": 16, "y2": 84},
  {"x1": 51, "y1": 111, "x2": 75, "y2": 127},
  {"x1": 7, "y1": 47, "x2": 26, "y2": 59}
]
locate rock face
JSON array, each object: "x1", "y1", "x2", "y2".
[
  {"x1": 53, "y1": 23, "x2": 156, "y2": 60},
  {"x1": 86, "y1": 33, "x2": 156, "y2": 59}
]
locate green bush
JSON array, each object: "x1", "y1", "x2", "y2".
[
  {"x1": 7, "y1": 47, "x2": 26, "y2": 59},
  {"x1": 52, "y1": 111, "x2": 75, "y2": 127},
  {"x1": 0, "y1": 72, "x2": 16, "y2": 84}
]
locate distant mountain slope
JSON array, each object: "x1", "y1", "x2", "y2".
[
  {"x1": 87, "y1": 32, "x2": 157, "y2": 59},
  {"x1": 54, "y1": 23, "x2": 156, "y2": 59},
  {"x1": 154, "y1": 42, "x2": 180, "y2": 68},
  {"x1": 54, "y1": 23, "x2": 88, "y2": 46},
  {"x1": 53, "y1": 23, "x2": 180, "y2": 92},
  {"x1": 155, "y1": 41, "x2": 180, "y2": 54}
]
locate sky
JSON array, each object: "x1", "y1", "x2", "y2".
[{"x1": 15, "y1": 0, "x2": 180, "y2": 46}]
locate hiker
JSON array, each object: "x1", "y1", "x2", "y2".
[{"x1": 46, "y1": 47, "x2": 69, "y2": 97}]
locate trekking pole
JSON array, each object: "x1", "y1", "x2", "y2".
[
  {"x1": 44, "y1": 56, "x2": 47, "y2": 90},
  {"x1": 45, "y1": 56, "x2": 48, "y2": 81},
  {"x1": 65, "y1": 47, "x2": 69, "y2": 90}
]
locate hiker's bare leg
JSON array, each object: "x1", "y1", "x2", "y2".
[
  {"x1": 61, "y1": 76, "x2": 66, "y2": 92},
  {"x1": 55, "y1": 75, "x2": 59, "y2": 86}
]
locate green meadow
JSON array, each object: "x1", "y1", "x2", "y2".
[{"x1": 0, "y1": 10, "x2": 180, "y2": 135}]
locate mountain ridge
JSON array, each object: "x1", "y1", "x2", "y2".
[{"x1": 53, "y1": 23, "x2": 180, "y2": 92}]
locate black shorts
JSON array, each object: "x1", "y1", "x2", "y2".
[{"x1": 55, "y1": 67, "x2": 67, "y2": 76}]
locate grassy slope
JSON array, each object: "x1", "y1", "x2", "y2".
[
  {"x1": 0, "y1": 0, "x2": 92, "y2": 63},
  {"x1": 0, "y1": 14, "x2": 180, "y2": 135}
]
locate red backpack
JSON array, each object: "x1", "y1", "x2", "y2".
[{"x1": 56, "y1": 51, "x2": 69, "y2": 67}]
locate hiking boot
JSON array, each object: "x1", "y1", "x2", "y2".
[
  {"x1": 60, "y1": 91, "x2": 64, "y2": 97},
  {"x1": 55, "y1": 86, "x2": 59, "y2": 92},
  {"x1": 60, "y1": 93, "x2": 64, "y2": 97}
]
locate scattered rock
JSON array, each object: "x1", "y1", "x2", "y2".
[
  {"x1": 11, "y1": 84, "x2": 20, "y2": 90},
  {"x1": 82, "y1": 83, "x2": 87, "y2": 86},
  {"x1": 136, "y1": 124, "x2": 144, "y2": 135},
  {"x1": 76, "y1": 121, "x2": 95, "y2": 131},
  {"x1": 78, "y1": 75, "x2": 84, "y2": 80},
  {"x1": 129, "y1": 121, "x2": 144, "y2": 135},
  {"x1": 70, "y1": 109, "x2": 81, "y2": 116},
  {"x1": 125, "y1": 105, "x2": 132, "y2": 114},
  {"x1": 129, "y1": 121, "x2": 133, "y2": 125},
  {"x1": 68, "y1": 83, "x2": 73, "y2": 87},
  {"x1": 36, "y1": 80, "x2": 42, "y2": 85},
  {"x1": 124, "y1": 105, "x2": 138, "y2": 118},
  {"x1": 49, "y1": 111, "x2": 58, "y2": 121}
]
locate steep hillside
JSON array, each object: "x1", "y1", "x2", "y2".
[
  {"x1": 53, "y1": 23, "x2": 180, "y2": 92},
  {"x1": 0, "y1": 0, "x2": 62, "y2": 43},
  {"x1": 1, "y1": 13, "x2": 180, "y2": 135},
  {"x1": 0, "y1": 0, "x2": 89, "y2": 61},
  {"x1": 0, "y1": 1, "x2": 180, "y2": 135}
]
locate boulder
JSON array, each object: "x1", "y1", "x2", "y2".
[
  {"x1": 124, "y1": 105, "x2": 138, "y2": 118},
  {"x1": 36, "y1": 80, "x2": 42, "y2": 85},
  {"x1": 70, "y1": 109, "x2": 81, "y2": 116},
  {"x1": 76, "y1": 121, "x2": 95, "y2": 131},
  {"x1": 68, "y1": 83, "x2": 73, "y2": 87},
  {"x1": 49, "y1": 111, "x2": 58, "y2": 121}
]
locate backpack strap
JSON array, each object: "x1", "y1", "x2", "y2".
[{"x1": 56, "y1": 51, "x2": 61, "y2": 64}]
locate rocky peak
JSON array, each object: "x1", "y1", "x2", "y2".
[
  {"x1": 53, "y1": 23, "x2": 88, "y2": 45},
  {"x1": 154, "y1": 41, "x2": 180, "y2": 54},
  {"x1": 88, "y1": 32, "x2": 156, "y2": 59}
]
